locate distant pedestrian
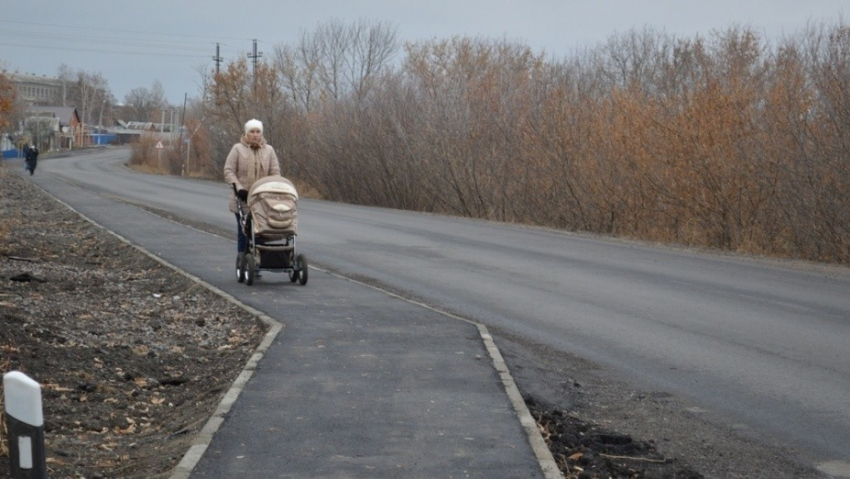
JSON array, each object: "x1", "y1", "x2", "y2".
[
  {"x1": 25, "y1": 144, "x2": 38, "y2": 175},
  {"x1": 223, "y1": 119, "x2": 281, "y2": 269}
]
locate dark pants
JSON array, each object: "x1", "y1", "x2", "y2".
[{"x1": 235, "y1": 214, "x2": 246, "y2": 252}]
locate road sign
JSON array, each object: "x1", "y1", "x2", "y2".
[{"x1": 155, "y1": 141, "x2": 164, "y2": 149}]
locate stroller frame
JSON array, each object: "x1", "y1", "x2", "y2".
[{"x1": 235, "y1": 192, "x2": 308, "y2": 286}]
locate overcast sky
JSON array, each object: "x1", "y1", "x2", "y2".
[{"x1": 2, "y1": 1, "x2": 846, "y2": 105}]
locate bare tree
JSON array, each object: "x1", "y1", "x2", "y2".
[
  {"x1": 273, "y1": 32, "x2": 322, "y2": 111},
  {"x1": 123, "y1": 80, "x2": 169, "y2": 122},
  {"x1": 54, "y1": 63, "x2": 74, "y2": 106},
  {"x1": 274, "y1": 19, "x2": 399, "y2": 108},
  {"x1": 347, "y1": 19, "x2": 399, "y2": 101},
  {"x1": 49, "y1": 67, "x2": 115, "y2": 126},
  {"x1": 194, "y1": 21, "x2": 850, "y2": 264}
]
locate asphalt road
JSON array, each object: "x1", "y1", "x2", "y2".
[{"x1": 35, "y1": 148, "x2": 850, "y2": 474}]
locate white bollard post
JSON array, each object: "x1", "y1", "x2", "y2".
[{"x1": 3, "y1": 371, "x2": 47, "y2": 479}]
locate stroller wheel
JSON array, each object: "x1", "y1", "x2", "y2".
[
  {"x1": 236, "y1": 253, "x2": 245, "y2": 283},
  {"x1": 288, "y1": 269, "x2": 299, "y2": 283},
  {"x1": 245, "y1": 254, "x2": 256, "y2": 286},
  {"x1": 296, "y1": 254, "x2": 308, "y2": 285}
]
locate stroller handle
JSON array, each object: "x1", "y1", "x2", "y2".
[{"x1": 233, "y1": 183, "x2": 245, "y2": 214}]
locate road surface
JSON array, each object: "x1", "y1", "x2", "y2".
[{"x1": 34, "y1": 149, "x2": 850, "y2": 475}]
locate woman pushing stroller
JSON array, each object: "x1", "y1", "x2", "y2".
[{"x1": 223, "y1": 119, "x2": 281, "y2": 269}]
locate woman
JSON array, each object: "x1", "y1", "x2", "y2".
[
  {"x1": 223, "y1": 119, "x2": 281, "y2": 270},
  {"x1": 25, "y1": 144, "x2": 38, "y2": 175}
]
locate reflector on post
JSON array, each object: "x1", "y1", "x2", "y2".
[{"x1": 3, "y1": 371, "x2": 47, "y2": 479}]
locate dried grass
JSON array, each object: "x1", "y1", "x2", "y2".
[
  {"x1": 0, "y1": 165, "x2": 10, "y2": 248},
  {"x1": 126, "y1": 162, "x2": 168, "y2": 175},
  {"x1": 1, "y1": 164, "x2": 14, "y2": 458}
]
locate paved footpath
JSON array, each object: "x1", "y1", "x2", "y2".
[{"x1": 30, "y1": 172, "x2": 557, "y2": 479}]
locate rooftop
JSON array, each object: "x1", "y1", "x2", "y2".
[
  {"x1": 10, "y1": 72, "x2": 63, "y2": 86},
  {"x1": 27, "y1": 106, "x2": 79, "y2": 124}
]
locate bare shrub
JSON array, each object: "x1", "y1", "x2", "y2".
[{"x1": 190, "y1": 19, "x2": 850, "y2": 264}]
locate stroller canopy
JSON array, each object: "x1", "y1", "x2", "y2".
[
  {"x1": 248, "y1": 175, "x2": 299, "y2": 236},
  {"x1": 249, "y1": 175, "x2": 299, "y2": 201}
]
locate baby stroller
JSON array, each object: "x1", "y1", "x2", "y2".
[{"x1": 234, "y1": 175, "x2": 308, "y2": 286}]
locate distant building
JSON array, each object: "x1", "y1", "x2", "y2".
[
  {"x1": 108, "y1": 120, "x2": 178, "y2": 144},
  {"x1": 25, "y1": 106, "x2": 83, "y2": 149},
  {"x1": 10, "y1": 72, "x2": 64, "y2": 105}
]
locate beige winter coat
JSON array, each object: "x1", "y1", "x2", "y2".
[{"x1": 223, "y1": 136, "x2": 281, "y2": 213}]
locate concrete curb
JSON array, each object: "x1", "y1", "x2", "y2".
[
  {"x1": 25, "y1": 178, "x2": 284, "y2": 479},
  {"x1": 29, "y1": 175, "x2": 562, "y2": 479},
  {"x1": 316, "y1": 267, "x2": 563, "y2": 479},
  {"x1": 478, "y1": 324, "x2": 563, "y2": 479}
]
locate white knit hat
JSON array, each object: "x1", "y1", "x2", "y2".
[{"x1": 245, "y1": 119, "x2": 263, "y2": 134}]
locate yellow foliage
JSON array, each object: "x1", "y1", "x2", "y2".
[
  {"x1": 0, "y1": 70, "x2": 16, "y2": 131},
  {"x1": 194, "y1": 22, "x2": 850, "y2": 263}
]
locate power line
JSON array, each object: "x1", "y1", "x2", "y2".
[
  {"x1": 0, "y1": 41, "x2": 208, "y2": 59},
  {"x1": 0, "y1": 29, "x2": 211, "y2": 53},
  {"x1": 0, "y1": 18, "x2": 249, "y2": 42},
  {"x1": 0, "y1": 24, "x2": 256, "y2": 67}
]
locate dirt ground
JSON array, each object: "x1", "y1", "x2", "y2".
[
  {"x1": 0, "y1": 161, "x2": 822, "y2": 479},
  {"x1": 0, "y1": 165, "x2": 266, "y2": 478}
]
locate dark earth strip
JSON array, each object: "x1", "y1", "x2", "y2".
[{"x1": 1, "y1": 165, "x2": 266, "y2": 478}]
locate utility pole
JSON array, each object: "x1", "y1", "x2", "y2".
[
  {"x1": 159, "y1": 108, "x2": 165, "y2": 171},
  {"x1": 248, "y1": 39, "x2": 262, "y2": 93},
  {"x1": 97, "y1": 99, "x2": 105, "y2": 145},
  {"x1": 213, "y1": 43, "x2": 224, "y2": 103},
  {"x1": 213, "y1": 43, "x2": 223, "y2": 75},
  {"x1": 180, "y1": 92, "x2": 187, "y2": 175}
]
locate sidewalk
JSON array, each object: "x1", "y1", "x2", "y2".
[{"x1": 31, "y1": 174, "x2": 556, "y2": 479}]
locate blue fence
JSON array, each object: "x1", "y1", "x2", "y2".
[
  {"x1": 92, "y1": 134, "x2": 117, "y2": 146},
  {"x1": 2, "y1": 149, "x2": 21, "y2": 159}
]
